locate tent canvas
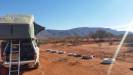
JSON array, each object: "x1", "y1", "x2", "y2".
[
  {"x1": 0, "y1": 23, "x2": 34, "y2": 39},
  {"x1": 34, "y1": 22, "x2": 45, "y2": 35},
  {"x1": 0, "y1": 15, "x2": 44, "y2": 39}
]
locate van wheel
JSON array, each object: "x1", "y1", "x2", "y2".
[{"x1": 33, "y1": 62, "x2": 39, "y2": 69}]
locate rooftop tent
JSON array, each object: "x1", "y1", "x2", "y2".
[{"x1": 0, "y1": 15, "x2": 44, "y2": 39}]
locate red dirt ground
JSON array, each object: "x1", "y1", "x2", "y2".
[
  {"x1": 23, "y1": 43, "x2": 133, "y2": 75},
  {"x1": 1, "y1": 43, "x2": 133, "y2": 75}
]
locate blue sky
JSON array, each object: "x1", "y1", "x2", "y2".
[{"x1": 1, "y1": 0, "x2": 133, "y2": 31}]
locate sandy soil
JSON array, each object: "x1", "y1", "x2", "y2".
[
  {"x1": 1, "y1": 43, "x2": 133, "y2": 75},
  {"x1": 22, "y1": 43, "x2": 133, "y2": 75}
]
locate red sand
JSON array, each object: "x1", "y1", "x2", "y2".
[{"x1": 1, "y1": 43, "x2": 133, "y2": 75}]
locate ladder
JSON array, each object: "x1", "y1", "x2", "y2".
[{"x1": 9, "y1": 40, "x2": 21, "y2": 75}]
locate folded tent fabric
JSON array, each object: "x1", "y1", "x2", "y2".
[{"x1": 0, "y1": 15, "x2": 34, "y2": 24}]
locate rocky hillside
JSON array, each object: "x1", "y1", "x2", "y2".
[{"x1": 37, "y1": 27, "x2": 125, "y2": 39}]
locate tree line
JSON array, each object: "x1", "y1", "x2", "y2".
[{"x1": 89, "y1": 29, "x2": 114, "y2": 41}]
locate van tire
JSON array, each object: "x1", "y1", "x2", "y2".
[{"x1": 33, "y1": 62, "x2": 39, "y2": 69}]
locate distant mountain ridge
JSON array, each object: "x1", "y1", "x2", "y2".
[{"x1": 37, "y1": 27, "x2": 126, "y2": 39}]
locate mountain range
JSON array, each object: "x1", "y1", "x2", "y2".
[{"x1": 37, "y1": 27, "x2": 126, "y2": 39}]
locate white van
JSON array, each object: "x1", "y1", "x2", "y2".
[{"x1": 0, "y1": 15, "x2": 44, "y2": 69}]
